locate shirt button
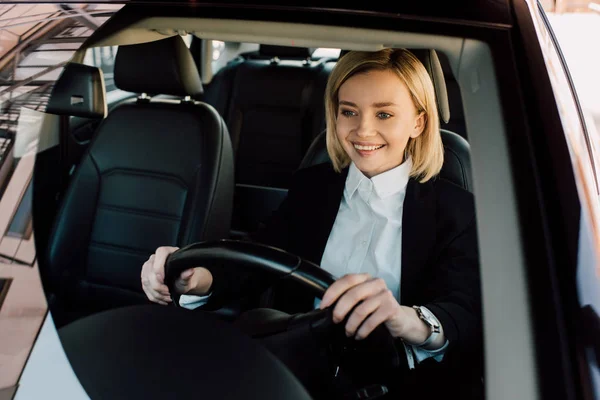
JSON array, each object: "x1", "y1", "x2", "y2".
[{"x1": 362, "y1": 240, "x2": 367, "y2": 246}]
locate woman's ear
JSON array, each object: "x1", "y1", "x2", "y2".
[{"x1": 410, "y1": 112, "x2": 426, "y2": 138}]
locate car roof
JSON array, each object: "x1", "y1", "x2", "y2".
[{"x1": 119, "y1": 0, "x2": 514, "y2": 27}]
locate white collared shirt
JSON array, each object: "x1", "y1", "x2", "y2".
[
  {"x1": 180, "y1": 158, "x2": 448, "y2": 366},
  {"x1": 320, "y1": 159, "x2": 411, "y2": 302},
  {"x1": 317, "y1": 158, "x2": 447, "y2": 367}
]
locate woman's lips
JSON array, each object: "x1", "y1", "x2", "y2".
[{"x1": 352, "y1": 143, "x2": 385, "y2": 156}]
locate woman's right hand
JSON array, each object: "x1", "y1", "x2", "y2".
[{"x1": 141, "y1": 246, "x2": 213, "y2": 305}]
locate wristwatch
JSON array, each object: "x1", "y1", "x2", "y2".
[{"x1": 412, "y1": 305, "x2": 441, "y2": 348}]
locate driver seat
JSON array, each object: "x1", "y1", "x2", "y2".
[{"x1": 42, "y1": 36, "x2": 234, "y2": 327}]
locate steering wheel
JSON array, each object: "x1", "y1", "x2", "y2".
[
  {"x1": 58, "y1": 240, "x2": 401, "y2": 400},
  {"x1": 165, "y1": 240, "x2": 402, "y2": 392}
]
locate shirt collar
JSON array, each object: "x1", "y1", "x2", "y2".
[{"x1": 345, "y1": 157, "x2": 413, "y2": 200}]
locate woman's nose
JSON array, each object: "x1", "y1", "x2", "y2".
[{"x1": 354, "y1": 117, "x2": 376, "y2": 137}]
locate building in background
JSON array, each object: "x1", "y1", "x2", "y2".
[{"x1": 0, "y1": 4, "x2": 121, "y2": 394}]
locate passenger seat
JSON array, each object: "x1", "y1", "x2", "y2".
[{"x1": 42, "y1": 36, "x2": 234, "y2": 326}]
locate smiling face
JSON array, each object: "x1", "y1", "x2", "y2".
[{"x1": 335, "y1": 69, "x2": 425, "y2": 178}]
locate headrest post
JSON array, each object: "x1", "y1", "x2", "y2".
[{"x1": 137, "y1": 93, "x2": 151, "y2": 103}]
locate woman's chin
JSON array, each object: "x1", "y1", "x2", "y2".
[{"x1": 352, "y1": 160, "x2": 383, "y2": 178}]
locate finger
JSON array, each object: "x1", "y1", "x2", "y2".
[
  {"x1": 142, "y1": 263, "x2": 170, "y2": 303},
  {"x1": 143, "y1": 270, "x2": 172, "y2": 303},
  {"x1": 144, "y1": 264, "x2": 170, "y2": 297},
  {"x1": 152, "y1": 297, "x2": 169, "y2": 306},
  {"x1": 332, "y1": 277, "x2": 388, "y2": 324},
  {"x1": 180, "y1": 268, "x2": 194, "y2": 280},
  {"x1": 148, "y1": 270, "x2": 170, "y2": 297},
  {"x1": 354, "y1": 291, "x2": 396, "y2": 340},
  {"x1": 152, "y1": 246, "x2": 178, "y2": 281},
  {"x1": 174, "y1": 269, "x2": 195, "y2": 294},
  {"x1": 147, "y1": 286, "x2": 172, "y2": 304},
  {"x1": 141, "y1": 261, "x2": 158, "y2": 298},
  {"x1": 143, "y1": 283, "x2": 171, "y2": 304},
  {"x1": 146, "y1": 291, "x2": 170, "y2": 306},
  {"x1": 344, "y1": 291, "x2": 386, "y2": 337},
  {"x1": 320, "y1": 273, "x2": 371, "y2": 309}
]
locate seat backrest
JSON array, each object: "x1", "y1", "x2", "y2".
[
  {"x1": 43, "y1": 36, "x2": 234, "y2": 323},
  {"x1": 203, "y1": 45, "x2": 334, "y2": 188}
]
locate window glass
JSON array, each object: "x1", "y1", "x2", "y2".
[
  {"x1": 209, "y1": 40, "x2": 341, "y2": 75},
  {"x1": 532, "y1": 2, "x2": 600, "y2": 396},
  {"x1": 83, "y1": 45, "x2": 118, "y2": 92}
]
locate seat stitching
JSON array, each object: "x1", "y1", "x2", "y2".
[{"x1": 97, "y1": 204, "x2": 182, "y2": 221}]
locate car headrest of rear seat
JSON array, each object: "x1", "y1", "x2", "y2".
[
  {"x1": 339, "y1": 48, "x2": 450, "y2": 123},
  {"x1": 114, "y1": 35, "x2": 203, "y2": 97},
  {"x1": 408, "y1": 49, "x2": 450, "y2": 124},
  {"x1": 46, "y1": 63, "x2": 107, "y2": 119},
  {"x1": 259, "y1": 44, "x2": 314, "y2": 59}
]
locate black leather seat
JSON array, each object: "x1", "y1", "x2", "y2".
[
  {"x1": 42, "y1": 36, "x2": 234, "y2": 326},
  {"x1": 204, "y1": 44, "x2": 333, "y2": 188},
  {"x1": 202, "y1": 45, "x2": 335, "y2": 237}
]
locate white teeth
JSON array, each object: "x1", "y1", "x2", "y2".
[{"x1": 354, "y1": 144, "x2": 384, "y2": 151}]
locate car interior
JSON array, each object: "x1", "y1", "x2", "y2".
[
  {"x1": 33, "y1": 33, "x2": 474, "y2": 328},
  {"x1": 20, "y1": 5, "x2": 547, "y2": 398},
  {"x1": 31, "y1": 32, "x2": 484, "y2": 399}
]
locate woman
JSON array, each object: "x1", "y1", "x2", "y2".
[{"x1": 141, "y1": 48, "x2": 482, "y2": 399}]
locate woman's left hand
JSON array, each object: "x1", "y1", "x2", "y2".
[{"x1": 319, "y1": 273, "x2": 414, "y2": 340}]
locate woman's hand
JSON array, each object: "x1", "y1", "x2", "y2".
[
  {"x1": 141, "y1": 246, "x2": 213, "y2": 305},
  {"x1": 319, "y1": 273, "x2": 436, "y2": 344}
]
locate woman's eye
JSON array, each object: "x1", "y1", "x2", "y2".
[
  {"x1": 340, "y1": 109, "x2": 356, "y2": 117},
  {"x1": 377, "y1": 112, "x2": 392, "y2": 120}
]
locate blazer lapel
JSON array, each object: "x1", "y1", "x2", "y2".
[
  {"x1": 302, "y1": 166, "x2": 348, "y2": 265},
  {"x1": 275, "y1": 166, "x2": 347, "y2": 314},
  {"x1": 401, "y1": 178, "x2": 437, "y2": 304}
]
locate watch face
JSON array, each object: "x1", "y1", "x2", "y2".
[{"x1": 419, "y1": 307, "x2": 439, "y2": 327}]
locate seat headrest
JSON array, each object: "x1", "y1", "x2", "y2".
[
  {"x1": 114, "y1": 36, "x2": 203, "y2": 97},
  {"x1": 259, "y1": 45, "x2": 313, "y2": 59},
  {"x1": 339, "y1": 49, "x2": 450, "y2": 123},
  {"x1": 408, "y1": 49, "x2": 450, "y2": 124},
  {"x1": 46, "y1": 63, "x2": 106, "y2": 119}
]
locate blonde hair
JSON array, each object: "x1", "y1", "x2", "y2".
[{"x1": 325, "y1": 48, "x2": 444, "y2": 182}]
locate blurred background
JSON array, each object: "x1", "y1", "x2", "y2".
[{"x1": 542, "y1": 0, "x2": 600, "y2": 135}]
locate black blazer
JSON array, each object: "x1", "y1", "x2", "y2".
[{"x1": 209, "y1": 162, "x2": 483, "y2": 398}]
